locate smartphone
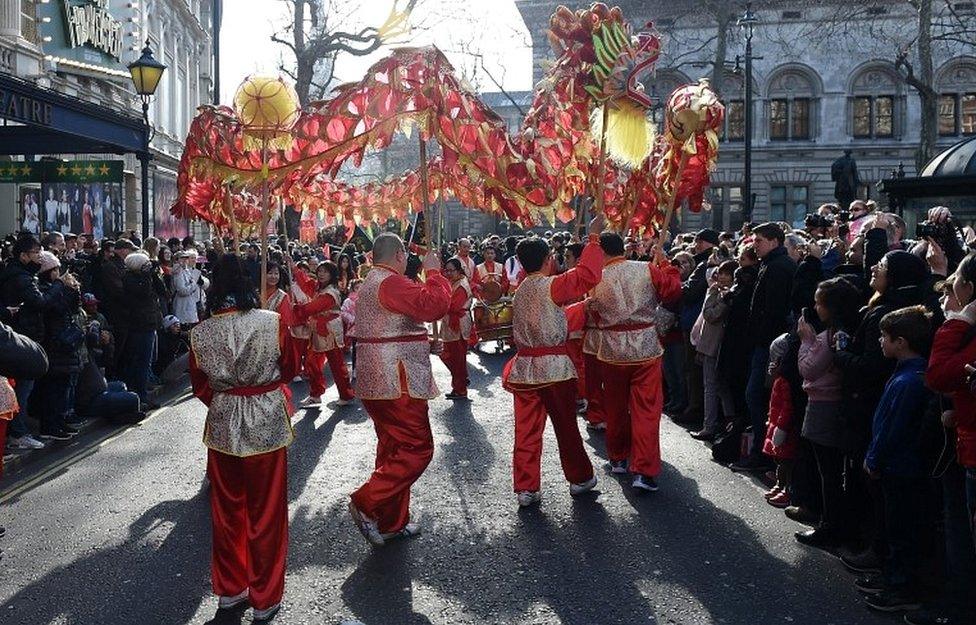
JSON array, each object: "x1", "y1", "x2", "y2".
[{"x1": 802, "y1": 307, "x2": 818, "y2": 325}]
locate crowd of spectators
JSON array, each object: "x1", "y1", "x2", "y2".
[{"x1": 2, "y1": 199, "x2": 975, "y2": 622}]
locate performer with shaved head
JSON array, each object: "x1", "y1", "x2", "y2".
[{"x1": 348, "y1": 233, "x2": 451, "y2": 546}]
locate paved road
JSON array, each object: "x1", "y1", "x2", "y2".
[{"x1": 0, "y1": 350, "x2": 895, "y2": 625}]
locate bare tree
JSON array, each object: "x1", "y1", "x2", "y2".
[
  {"x1": 272, "y1": 0, "x2": 420, "y2": 105},
  {"x1": 769, "y1": 0, "x2": 976, "y2": 170}
]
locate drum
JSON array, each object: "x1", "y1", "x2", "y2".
[
  {"x1": 473, "y1": 298, "x2": 513, "y2": 342},
  {"x1": 479, "y1": 279, "x2": 503, "y2": 304}
]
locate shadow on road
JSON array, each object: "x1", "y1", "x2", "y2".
[{"x1": 0, "y1": 487, "x2": 212, "y2": 625}]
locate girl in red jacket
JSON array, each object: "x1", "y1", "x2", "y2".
[{"x1": 763, "y1": 332, "x2": 801, "y2": 508}]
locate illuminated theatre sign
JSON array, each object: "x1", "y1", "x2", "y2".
[{"x1": 61, "y1": 0, "x2": 124, "y2": 61}]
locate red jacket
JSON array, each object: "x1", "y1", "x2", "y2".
[
  {"x1": 925, "y1": 318, "x2": 976, "y2": 468},
  {"x1": 763, "y1": 376, "x2": 799, "y2": 460}
]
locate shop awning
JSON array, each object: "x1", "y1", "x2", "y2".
[{"x1": 0, "y1": 72, "x2": 147, "y2": 157}]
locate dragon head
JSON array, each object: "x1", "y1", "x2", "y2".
[{"x1": 547, "y1": 4, "x2": 661, "y2": 108}]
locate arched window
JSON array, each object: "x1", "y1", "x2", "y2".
[
  {"x1": 849, "y1": 64, "x2": 903, "y2": 140},
  {"x1": 715, "y1": 69, "x2": 746, "y2": 142},
  {"x1": 937, "y1": 57, "x2": 976, "y2": 137},
  {"x1": 766, "y1": 66, "x2": 819, "y2": 141}
]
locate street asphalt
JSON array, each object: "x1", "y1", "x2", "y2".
[{"x1": 0, "y1": 349, "x2": 898, "y2": 625}]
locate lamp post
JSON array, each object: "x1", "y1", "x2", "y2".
[
  {"x1": 737, "y1": 2, "x2": 759, "y2": 223},
  {"x1": 128, "y1": 40, "x2": 166, "y2": 240}
]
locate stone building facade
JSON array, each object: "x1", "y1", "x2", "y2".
[
  {"x1": 511, "y1": 0, "x2": 976, "y2": 233},
  {"x1": 0, "y1": 0, "x2": 215, "y2": 238}
]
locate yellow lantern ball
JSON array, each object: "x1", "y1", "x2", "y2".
[{"x1": 233, "y1": 75, "x2": 301, "y2": 140}]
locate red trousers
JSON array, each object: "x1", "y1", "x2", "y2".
[
  {"x1": 601, "y1": 358, "x2": 663, "y2": 477},
  {"x1": 306, "y1": 347, "x2": 355, "y2": 400},
  {"x1": 512, "y1": 379, "x2": 594, "y2": 492},
  {"x1": 0, "y1": 419, "x2": 7, "y2": 477},
  {"x1": 289, "y1": 337, "x2": 308, "y2": 375},
  {"x1": 583, "y1": 352, "x2": 607, "y2": 425},
  {"x1": 207, "y1": 448, "x2": 288, "y2": 610},
  {"x1": 352, "y1": 391, "x2": 434, "y2": 534},
  {"x1": 439, "y1": 339, "x2": 468, "y2": 396},
  {"x1": 567, "y1": 338, "x2": 585, "y2": 398}
]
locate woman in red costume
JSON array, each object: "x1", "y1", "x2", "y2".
[
  {"x1": 439, "y1": 257, "x2": 473, "y2": 400},
  {"x1": 189, "y1": 254, "x2": 297, "y2": 623},
  {"x1": 290, "y1": 258, "x2": 355, "y2": 407}
]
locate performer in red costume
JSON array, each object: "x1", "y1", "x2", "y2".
[
  {"x1": 263, "y1": 262, "x2": 293, "y2": 326},
  {"x1": 473, "y1": 245, "x2": 509, "y2": 297},
  {"x1": 189, "y1": 255, "x2": 297, "y2": 623},
  {"x1": 502, "y1": 215, "x2": 605, "y2": 507},
  {"x1": 290, "y1": 259, "x2": 355, "y2": 407},
  {"x1": 439, "y1": 258, "x2": 473, "y2": 400},
  {"x1": 349, "y1": 234, "x2": 451, "y2": 546},
  {"x1": 587, "y1": 232, "x2": 681, "y2": 493}
]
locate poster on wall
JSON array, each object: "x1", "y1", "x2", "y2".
[
  {"x1": 19, "y1": 187, "x2": 41, "y2": 234},
  {"x1": 153, "y1": 172, "x2": 188, "y2": 240},
  {"x1": 40, "y1": 182, "x2": 123, "y2": 239},
  {"x1": 34, "y1": 160, "x2": 124, "y2": 238}
]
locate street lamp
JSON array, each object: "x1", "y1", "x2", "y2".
[
  {"x1": 737, "y1": 2, "x2": 759, "y2": 222},
  {"x1": 128, "y1": 40, "x2": 166, "y2": 240}
]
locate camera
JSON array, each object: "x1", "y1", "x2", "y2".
[
  {"x1": 804, "y1": 214, "x2": 832, "y2": 230},
  {"x1": 915, "y1": 220, "x2": 953, "y2": 241},
  {"x1": 836, "y1": 211, "x2": 851, "y2": 223}
]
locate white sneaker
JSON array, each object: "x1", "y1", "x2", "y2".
[
  {"x1": 217, "y1": 589, "x2": 248, "y2": 610},
  {"x1": 299, "y1": 396, "x2": 321, "y2": 407},
  {"x1": 8, "y1": 435, "x2": 45, "y2": 450},
  {"x1": 569, "y1": 475, "x2": 598, "y2": 496},
  {"x1": 291, "y1": 376, "x2": 304, "y2": 383},
  {"x1": 516, "y1": 491, "x2": 541, "y2": 507},
  {"x1": 381, "y1": 522, "x2": 422, "y2": 541},
  {"x1": 252, "y1": 603, "x2": 281, "y2": 622},
  {"x1": 609, "y1": 460, "x2": 628, "y2": 475},
  {"x1": 335, "y1": 398, "x2": 355, "y2": 406},
  {"x1": 348, "y1": 501, "x2": 385, "y2": 546},
  {"x1": 632, "y1": 474, "x2": 659, "y2": 492}
]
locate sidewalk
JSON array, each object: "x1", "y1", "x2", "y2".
[{"x1": 1, "y1": 374, "x2": 191, "y2": 491}]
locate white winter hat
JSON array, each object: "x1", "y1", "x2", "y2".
[
  {"x1": 124, "y1": 252, "x2": 152, "y2": 272},
  {"x1": 37, "y1": 250, "x2": 60, "y2": 275}
]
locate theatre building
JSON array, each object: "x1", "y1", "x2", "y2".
[{"x1": 0, "y1": 0, "x2": 216, "y2": 240}]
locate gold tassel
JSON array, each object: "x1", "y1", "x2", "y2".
[{"x1": 591, "y1": 100, "x2": 655, "y2": 170}]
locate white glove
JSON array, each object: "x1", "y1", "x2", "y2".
[{"x1": 771, "y1": 426, "x2": 788, "y2": 447}]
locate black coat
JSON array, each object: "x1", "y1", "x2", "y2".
[
  {"x1": 38, "y1": 279, "x2": 84, "y2": 375},
  {"x1": 747, "y1": 246, "x2": 798, "y2": 350},
  {"x1": 98, "y1": 256, "x2": 127, "y2": 329},
  {"x1": 719, "y1": 264, "x2": 759, "y2": 383},
  {"x1": 0, "y1": 320, "x2": 48, "y2": 380},
  {"x1": 123, "y1": 268, "x2": 166, "y2": 331},
  {"x1": 0, "y1": 259, "x2": 62, "y2": 342},
  {"x1": 791, "y1": 255, "x2": 824, "y2": 320}
]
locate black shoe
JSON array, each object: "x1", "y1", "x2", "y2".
[
  {"x1": 143, "y1": 401, "x2": 161, "y2": 411},
  {"x1": 729, "y1": 454, "x2": 771, "y2": 473},
  {"x1": 794, "y1": 528, "x2": 841, "y2": 552},
  {"x1": 784, "y1": 505, "x2": 819, "y2": 527},
  {"x1": 39, "y1": 428, "x2": 73, "y2": 441},
  {"x1": 62, "y1": 423, "x2": 80, "y2": 435},
  {"x1": 904, "y1": 608, "x2": 962, "y2": 625},
  {"x1": 842, "y1": 548, "x2": 884, "y2": 574},
  {"x1": 866, "y1": 589, "x2": 922, "y2": 612},
  {"x1": 0, "y1": 526, "x2": 5, "y2": 539},
  {"x1": 854, "y1": 574, "x2": 886, "y2": 594},
  {"x1": 690, "y1": 428, "x2": 716, "y2": 441},
  {"x1": 444, "y1": 393, "x2": 470, "y2": 401}
]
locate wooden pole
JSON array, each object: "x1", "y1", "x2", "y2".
[
  {"x1": 260, "y1": 140, "x2": 270, "y2": 307},
  {"x1": 576, "y1": 104, "x2": 611, "y2": 236},
  {"x1": 659, "y1": 151, "x2": 691, "y2": 242},
  {"x1": 226, "y1": 186, "x2": 240, "y2": 255}
]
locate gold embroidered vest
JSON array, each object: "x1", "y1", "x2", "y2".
[
  {"x1": 590, "y1": 259, "x2": 663, "y2": 364},
  {"x1": 441, "y1": 278, "x2": 473, "y2": 342},
  {"x1": 191, "y1": 309, "x2": 294, "y2": 457},
  {"x1": 310, "y1": 284, "x2": 344, "y2": 352},
  {"x1": 507, "y1": 274, "x2": 577, "y2": 386},
  {"x1": 355, "y1": 267, "x2": 437, "y2": 400},
  {"x1": 288, "y1": 282, "x2": 312, "y2": 340}
]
